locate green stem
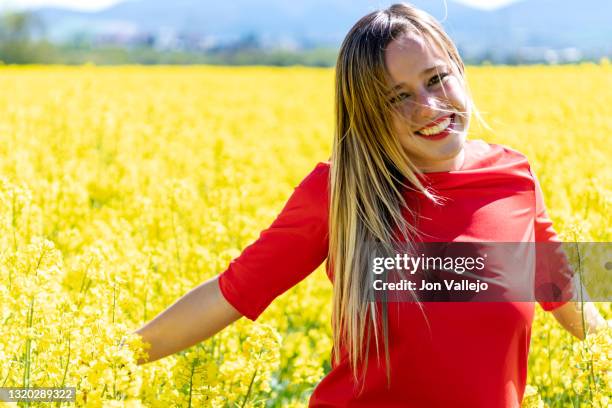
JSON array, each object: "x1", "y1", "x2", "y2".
[
  {"x1": 188, "y1": 360, "x2": 196, "y2": 408},
  {"x1": 22, "y1": 297, "x2": 35, "y2": 408},
  {"x1": 56, "y1": 334, "x2": 70, "y2": 408},
  {"x1": 112, "y1": 280, "x2": 117, "y2": 324},
  {"x1": 60, "y1": 334, "x2": 71, "y2": 387},
  {"x1": 241, "y1": 367, "x2": 258, "y2": 408},
  {"x1": 170, "y1": 200, "x2": 181, "y2": 275},
  {"x1": 12, "y1": 187, "x2": 18, "y2": 251},
  {"x1": 572, "y1": 240, "x2": 596, "y2": 403}
]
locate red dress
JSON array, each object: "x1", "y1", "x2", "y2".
[{"x1": 218, "y1": 139, "x2": 569, "y2": 407}]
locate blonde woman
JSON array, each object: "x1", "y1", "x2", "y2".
[{"x1": 133, "y1": 3, "x2": 606, "y2": 406}]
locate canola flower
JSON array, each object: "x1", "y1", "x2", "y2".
[{"x1": 0, "y1": 63, "x2": 610, "y2": 407}]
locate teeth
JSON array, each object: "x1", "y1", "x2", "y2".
[{"x1": 417, "y1": 116, "x2": 452, "y2": 136}]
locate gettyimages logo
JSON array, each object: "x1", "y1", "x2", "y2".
[
  {"x1": 371, "y1": 252, "x2": 487, "y2": 275},
  {"x1": 365, "y1": 242, "x2": 611, "y2": 303}
]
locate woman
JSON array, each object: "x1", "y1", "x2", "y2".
[{"x1": 132, "y1": 3, "x2": 606, "y2": 406}]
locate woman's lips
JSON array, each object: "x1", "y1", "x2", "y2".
[
  {"x1": 414, "y1": 113, "x2": 456, "y2": 141},
  {"x1": 417, "y1": 114, "x2": 453, "y2": 133}
]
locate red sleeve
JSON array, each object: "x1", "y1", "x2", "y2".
[
  {"x1": 217, "y1": 162, "x2": 329, "y2": 321},
  {"x1": 530, "y1": 168, "x2": 575, "y2": 311}
]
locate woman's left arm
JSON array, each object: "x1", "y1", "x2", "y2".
[{"x1": 551, "y1": 301, "x2": 609, "y2": 340}]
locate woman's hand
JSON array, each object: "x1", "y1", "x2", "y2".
[
  {"x1": 551, "y1": 301, "x2": 608, "y2": 340},
  {"x1": 132, "y1": 275, "x2": 243, "y2": 364}
]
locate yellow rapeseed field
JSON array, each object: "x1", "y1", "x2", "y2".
[{"x1": 0, "y1": 63, "x2": 610, "y2": 407}]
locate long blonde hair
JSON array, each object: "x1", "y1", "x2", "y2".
[{"x1": 329, "y1": 2, "x2": 489, "y2": 388}]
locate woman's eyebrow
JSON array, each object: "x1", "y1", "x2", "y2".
[
  {"x1": 387, "y1": 64, "x2": 448, "y2": 94},
  {"x1": 420, "y1": 63, "x2": 448, "y2": 77}
]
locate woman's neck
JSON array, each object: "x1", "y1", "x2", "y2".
[{"x1": 419, "y1": 148, "x2": 466, "y2": 173}]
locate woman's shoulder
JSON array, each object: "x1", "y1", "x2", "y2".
[
  {"x1": 290, "y1": 161, "x2": 331, "y2": 213},
  {"x1": 297, "y1": 160, "x2": 331, "y2": 190},
  {"x1": 464, "y1": 139, "x2": 531, "y2": 171},
  {"x1": 281, "y1": 161, "x2": 330, "y2": 223}
]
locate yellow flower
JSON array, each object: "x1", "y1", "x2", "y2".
[{"x1": 1, "y1": 64, "x2": 609, "y2": 406}]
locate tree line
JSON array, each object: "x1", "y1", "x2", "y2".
[{"x1": 0, "y1": 11, "x2": 338, "y2": 66}]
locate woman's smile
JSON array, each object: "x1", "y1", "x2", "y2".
[{"x1": 414, "y1": 113, "x2": 456, "y2": 140}]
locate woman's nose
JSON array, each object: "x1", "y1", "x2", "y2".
[{"x1": 413, "y1": 92, "x2": 440, "y2": 122}]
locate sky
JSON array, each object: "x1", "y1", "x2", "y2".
[{"x1": 1, "y1": 0, "x2": 523, "y2": 12}]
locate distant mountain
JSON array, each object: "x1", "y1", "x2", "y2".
[
  {"x1": 446, "y1": 0, "x2": 612, "y2": 57},
  {"x1": 35, "y1": 0, "x2": 476, "y2": 43},
  {"x1": 33, "y1": 0, "x2": 611, "y2": 60}
]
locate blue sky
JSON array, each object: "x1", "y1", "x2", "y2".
[{"x1": 1, "y1": 0, "x2": 523, "y2": 11}]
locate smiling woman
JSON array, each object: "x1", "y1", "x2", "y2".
[{"x1": 129, "y1": 2, "x2": 608, "y2": 407}]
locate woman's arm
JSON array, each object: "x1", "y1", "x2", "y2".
[
  {"x1": 133, "y1": 275, "x2": 242, "y2": 364},
  {"x1": 551, "y1": 301, "x2": 608, "y2": 340}
]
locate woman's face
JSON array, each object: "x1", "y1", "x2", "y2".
[{"x1": 384, "y1": 32, "x2": 470, "y2": 172}]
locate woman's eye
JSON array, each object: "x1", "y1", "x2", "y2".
[
  {"x1": 389, "y1": 92, "x2": 411, "y2": 105},
  {"x1": 429, "y1": 72, "x2": 449, "y2": 86}
]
